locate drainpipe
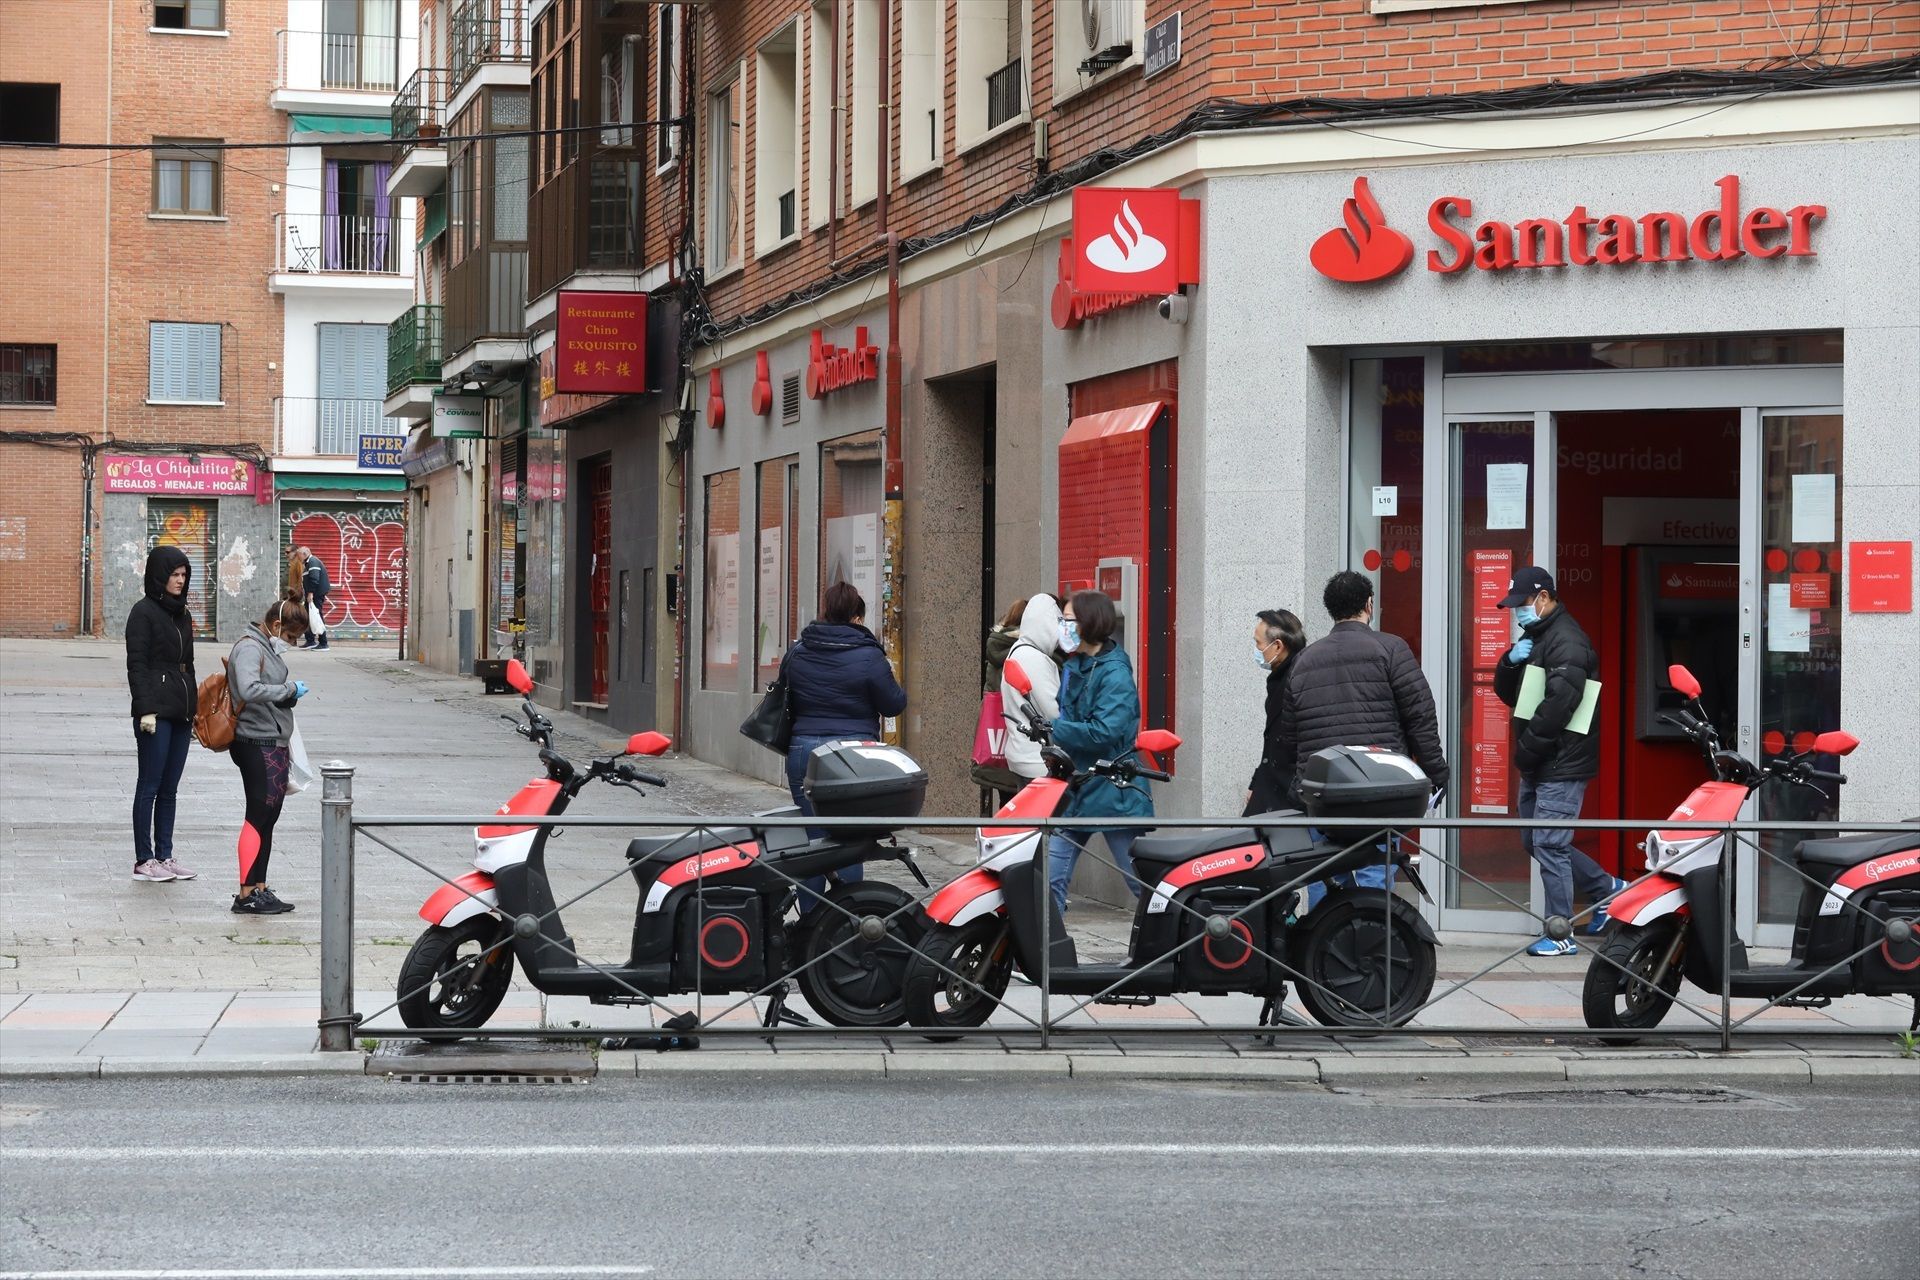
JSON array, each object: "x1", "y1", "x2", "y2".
[
  {"x1": 826, "y1": 0, "x2": 841, "y2": 267},
  {"x1": 876, "y1": 0, "x2": 905, "y2": 744}
]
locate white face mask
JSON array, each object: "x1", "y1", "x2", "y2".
[{"x1": 269, "y1": 634, "x2": 290, "y2": 655}]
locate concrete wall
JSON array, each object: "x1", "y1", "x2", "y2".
[{"x1": 102, "y1": 492, "x2": 282, "y2": 645}]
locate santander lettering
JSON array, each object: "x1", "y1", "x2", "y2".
[{"x1": 804, "y1": 327, "x2": 880, "y2": 400}]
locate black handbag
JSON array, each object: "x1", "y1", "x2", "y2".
[{"x1": 739, "y1": 656, "x2": 794, "y2": 754}]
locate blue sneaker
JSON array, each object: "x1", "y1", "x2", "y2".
[
  {"x1": 1526, "y1": 937, "x2": 1579, "y2": 957},
  {"x1": 1587, "y1": 877, "x2": 1629, "y2": 935}
]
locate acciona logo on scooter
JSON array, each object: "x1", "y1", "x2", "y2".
[
  {"x1": 1865, "y1": 852, "x2": 1920, "y2": 882},
  {"x1": 681, "y1": 851, "x2": 743, "y2": 877},
  {"x1": 1191, "y1": 856, "x2": 1239, "y2": 877}
]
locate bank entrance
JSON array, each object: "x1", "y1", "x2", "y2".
[{"x1": 1347, "y1": 336, "x2": 1844, "y2": 944}]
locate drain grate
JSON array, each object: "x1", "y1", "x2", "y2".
[{"x1": 391, "y1": 1073, "x2": 589, "y2": 1086}]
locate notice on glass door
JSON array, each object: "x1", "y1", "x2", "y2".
[
  {"x1": 1472, "y1": 548, "x2": 1513, "y2": 670},
  {"x1": 1468, "y1": 684, "x2": 1511, "y2": 815},
  {"x1": 1791, "y1": 473, "x2": 1836, "y2": 544},
  {"x1": 1766, "y1": 582, "x2": 1811, "y2": 653},
  {"x1": 1486, "y1": 463, "x2": 1529, "y2": 530}
]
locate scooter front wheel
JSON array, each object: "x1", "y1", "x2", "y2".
[
  {"x1": 1581, "y1": 920, "x2": 1683, "y2": 1043},
  {"x1": 902, "y1": 916, "x2": 1014, "y2": 1040},
  {"x1": 397, "y1": 918, "x2": 516, "y2": 1031},
  {"x1": 794, "y1": 881, "x2": 924, "y2": 1027}
]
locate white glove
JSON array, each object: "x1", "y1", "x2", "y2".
[{"x1": 139, "y1": 714, "x2": 157, "y2": 734}]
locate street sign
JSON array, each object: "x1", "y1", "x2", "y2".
[{"x1": 1144, "y1": 12, "x2": 1181, "y2": 79}]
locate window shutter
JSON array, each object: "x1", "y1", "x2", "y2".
[
  {"x1": 188, "y1": 323, "x2": 221, "y2": 401},
  {"x1": 149, "y1": 323, "x2": 177, "y2": 400}
]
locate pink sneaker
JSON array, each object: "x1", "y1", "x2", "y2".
[
  {"x1": 159, "y1": 859, "x2": 198, "y2": 881},
  {"x1": 132, "y1": 860, "x2": 176, "y2": 882}
]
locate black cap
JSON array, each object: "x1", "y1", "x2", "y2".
[{"x1": 1497, "y1": 565, "x2": 1555, "y2": 609}]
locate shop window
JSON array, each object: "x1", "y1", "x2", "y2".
[
  {"x1": 703, "y1": 470, "x2": 742, "y2": 690},
  {"x1": 0, "y1": 343, "x2": 56, "y2": 406},
  {"x1": 755, "y1": 23, "x2": 800, "y2": 252},
  {"x1": 819, "y1": 431, "x2": 882, "y2": 627},
  {"x1": 756, "y1": 456, "x2": 800, "y2": 690},
  {"x1": 1346, "y1": 356, "x2": 1426, "y2": 659}
]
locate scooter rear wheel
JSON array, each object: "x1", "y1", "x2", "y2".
[
  {"x1": 397, "y1": 918, "x2": 516, "y2": 1031},
  {"x1": 1292, "y1": 892, "x2": 1436, "y2": 1029},
  {"x1": 1581, "y1": 920, "x2": 1683, "y2": 1043},
  {"x1": 902, "y1": 916, "x2": 1014, "y2": 1040},
  {"x1": 794, "y1": 881, "x2": 924, "y2": 1027}
]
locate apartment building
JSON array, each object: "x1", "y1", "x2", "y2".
[{"x1": 667, "y1": 0, "x2": 1919, "y2": 933}]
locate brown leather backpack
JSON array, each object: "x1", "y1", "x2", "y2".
[{"x1": 194, "y1": 659, "x2": 244, "y2": 752}]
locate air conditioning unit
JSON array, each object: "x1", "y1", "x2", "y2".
[{"x1": 1076, "y1": 0, "x2": 1133, "y2": 77}]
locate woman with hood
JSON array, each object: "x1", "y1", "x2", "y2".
[
  {"x1": 1046, "y1": 590, "x2": 1154, "y2": 915},
  {"x1": 981, "y1": 597, "x2": 1027, "y2": 689},
  {"x1": 224, "y1": 597, "x2": 310, "y2": 915},
  {"x1": 1000, "y1": 594, "x2": 1064, "y2": 788},
  {"x1": 125, "y1": 546, "x2": 200, "y2": 882}
]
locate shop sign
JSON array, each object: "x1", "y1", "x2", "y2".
[
  {"x1": 1848, "y1": 541, "x2": 1912, "y2": 613},
  {"x1": 804, "y1": 327, "x2": 879, "y2": 400},
  {"x1": 358, "y1": 434, "x2": 406, "y2": 470},
  {"x1": 1657, "y1": 563, "x2": 1739, "y2": 600},
  {"x1": 536, "y1": 346, "x2": 616, "y2": 429},
  {"x1": 1311, "y1": 175, "x2": 1826, "y2": 283},
  {"x1": 554, "y1": 291, "x2": 647, "y2": 394},
  {"x1": 1054, "y1": 189, "x2": 1202, "y2": 328},
  {"x1": 1789, "y1": 573, "x2": 1831, "y2": 609},
  {"x1": 432, "y1": 394, "x2": 484, "y2": 438},
  {"x1": 102, "y1": 453, "x2": 255, "y2": 496}
]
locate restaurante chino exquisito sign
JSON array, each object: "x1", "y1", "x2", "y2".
[
  {"x1": 554, "y1": 291, "x2": 647, "y2": 394},
  {"x1": 1310, "y1": 175, "x2": 1827, "y2": 283}
]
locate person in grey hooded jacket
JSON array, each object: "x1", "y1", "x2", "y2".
[{"x1": 225, "y1": 598, "x2": 309, "y2": 915}]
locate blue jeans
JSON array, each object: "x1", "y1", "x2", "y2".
[
  {"x1": 132, "y1": 716, "x2": 191, "y2": 865},
  {"x1": 1303, "y1": 826, "x2": 1396, "y2": 912},
  {"x1": 785, "y1": 734, "x2": 863, "y2": 913},
  {"x1": 1047, "y1": 830, "x2": 1141, "y2": 916},
  {"x1": 1519, "y1": 776, "x2": 1613, "y2": 928}
]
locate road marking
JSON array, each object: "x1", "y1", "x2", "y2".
[
  {"x1": 0, "y1": 1142, "x2": 1905, "y2": 1161},
  {"x1": 0, "y1": 1270, "x2": 655, "y2": 1280}
]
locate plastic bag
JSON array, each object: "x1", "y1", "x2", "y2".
[{"x1": 287, "y1": 721, "x2": 315, "y2": 793}]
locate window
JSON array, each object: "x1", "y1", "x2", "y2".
[
  {"x1": 321, "y1": 0, "x2": 402, "y2": 92},
  {"x1": 806, "y1": 1, "x2": 833, "y2": 228},
  {"x1": 149, "y1": 322, "x2": 222, "y2": 403},
  {"x1": 959, "y1": 3, "x2": 1027, "y2": 144},
  {"x1": 756, "y1": 456, "x2": 800, "y2": 689},
  {"x1": 0, "y1": 344, "x2": 56, "y2": 407},
  {"x1": 898, "y1": 0, "x2": 942, "y2": 177},
  {"x1": 703, "y1": 470, "x2": 742, "y2": 691},
  {"x1": 152, "y1": 141, "x2": 222, "y2": 216},
  {"x1": 704, "y1": 73, "x2": 743, "y2": 273},
  {"x1": 655, "y1": 4, "x2": 682, "y2": 169},
  {"x1": 819, "y1": 430, "x2": 882, "y2": 632},
  {"x1": 754, "y1": 24, "x2": 800, "y2": 253},
  {"x1": 153, "y1": 0, "x2": 223, "y2": 31},
  {"x1": 0, "y1": 84, "x2": 59, "y2": 145},
  {"x1": 848, "y1": 0, "x2": 882, "y2": 208}
]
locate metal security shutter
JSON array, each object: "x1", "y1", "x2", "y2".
[
  {"x1": 316, "y1": 323, "x2": 389, "y2": 454},
  {"x1": 149, "y1": 322, "x2": 221, "y2": 402},
  {"x1": 146, "y1": 499, "x2": 218, "y2": 638}
]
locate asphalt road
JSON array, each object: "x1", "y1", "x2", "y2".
[{"x1": 2, "y1": 1075, "x2": 1914, "y2": 1279}]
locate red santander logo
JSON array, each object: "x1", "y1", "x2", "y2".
[{"x1": 1310, "y1": 178, "x2": 1414, "y2": 283}]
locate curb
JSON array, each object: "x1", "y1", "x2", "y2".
[
  {"x1": 1069, "y1": 1055, "x2": 1320, "y2": 1082},
  {"x1": 884, "y1": 1053, "x2": 1072, "y2": 1077},
  {"x1": 2, "y1": 1054, "x2": 369, "y2": 1079},
  {"x1": 619, "y1": 1052, "x2": 890, "y2": 1076},
  {"x1": 1564, "y1": 1056, "x2": 1811, "y2": 1083}
]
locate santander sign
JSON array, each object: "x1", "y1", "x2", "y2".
[{"x1": 1311, "y1": 175, "x2": 1826, "y2": 283}]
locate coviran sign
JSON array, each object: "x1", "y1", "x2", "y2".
[{"x1": 1310, "y1": 176, "x2": 1827, "y2": 283}]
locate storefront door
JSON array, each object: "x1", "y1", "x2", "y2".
[{"x1": 1351, "y1": 347, "x2": 1844, "y2": 944}]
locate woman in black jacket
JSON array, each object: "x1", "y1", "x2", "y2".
[{"x1": 125, "y1": 546, "x2": 199, "y2": 883}]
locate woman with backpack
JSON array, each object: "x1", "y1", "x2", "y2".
[
  {"x1": 125, "y1": 546, "x2": 199, "y2": 883},
  {"x1": 225, "y1": 598, "x2": 310, "y2": 915}
]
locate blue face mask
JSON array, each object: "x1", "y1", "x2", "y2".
[
  {"x1": 1057, "y1": 619, "x2": 1080, "y2": 653},
  {"x1": 1514, "y1": 603, "x2": 1540, "y2": 629}
]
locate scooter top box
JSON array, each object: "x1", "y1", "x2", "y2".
[
  {"x1": 803, "y1": 740, "x2": 929, "y2": 833},
  {"x1": 1297, "y1": 745, "x2": 1430, "y2": 820}
]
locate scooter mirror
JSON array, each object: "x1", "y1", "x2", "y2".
[
  {"x1": 505, "y1": 659, "x2": 534, "y2": 695},
  {"x1": 626, "y1": 731, "x2": 672, "y2": 757},
  {"x1": 1667, "y1": 664, "x2": 1702, "y2": 701},
  {"x1": 1812, "y1": 730, "x2": 1859, "y2": 757},
  {"x1": 1005, "y1": 664, "x2": 1033, "y2": 697},
  {"x1": 1136, "y1": 728, "x2": 1181, "y2": 755}
]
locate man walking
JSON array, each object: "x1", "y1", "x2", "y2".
[
  {"x1": 1493, "y1": 565, "x2": 1625, "y2": 956},
  {"x1": 298, "y1": 546, "x2": 331, "y2": 650},
  {"x1": 1277, "y1": 572, "x2": 1448, "y2": 900},
  {"x1": 1244, "y1": 608, "x2": 1306, "y2": 817}
]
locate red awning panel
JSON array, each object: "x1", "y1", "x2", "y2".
[{"x1": 1059, "y1": 401, "x2": 1164, "y2": 449}]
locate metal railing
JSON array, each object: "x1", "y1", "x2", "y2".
[
  {"x1": 276, "y1": 28, "x2": 416, "y2": 95},
  {"x1": 274, "y1": 396, "x2": 409, "y2": 457},
  {"x1": 387, "y1": 304, "x2": 444, "y2": 395},
  {"x1": 449, "y1": 0, "x2": 531, "y2": 95},
  {"x1": 314, "y1": 767, "x2": 1920, "y2": 1052},
  {"x1": 986, "y1": 57, "x2": 1024, "y2": 130},
  {"x1": 393, "y1": 67, "x2": 449, "y2": 142},
  {"x1": 274, "y1": 212, "x2": 407, "y2": 276}
]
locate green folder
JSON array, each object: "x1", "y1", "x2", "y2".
[{"x1": 1514, "y1": 665, "x2": 1601, "y2": 735}]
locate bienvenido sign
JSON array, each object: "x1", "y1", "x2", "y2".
[
  {"x1": 1311, "y1": 175, "x2": 1827, "y2": 283},
  {"x1": 804, "y1": 327, "x2": 880, "y2": 400}
]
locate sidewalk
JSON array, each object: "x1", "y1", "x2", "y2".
[{"x1": 4, "y1": 637, "x2": 1915, "y2": 1077}]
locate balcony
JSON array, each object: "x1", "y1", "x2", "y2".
[
  {"x1": 449, "y1": 0, "x2": 531, "y2": 109},
  {"x1": 389, "y1": 67, "x2": 450, "y2": 199},
  {"x1": 274, "y1": 396, "x2": 409, "y2": 466},
  {"x1": 445, "y1": 245, "x2": 529, "y2": 379},
  {"x1": 270, "y1": 213, "x2": 414, "y2": 293},
  {"x1": 987, "y1": 58, "x2": 1025, "y2": 131},
  {"x1": 384, "y1": 305, "x2": 444, "y2": 421},
  {"x1": 528, "y1": 156, "x2": 643, "y2": 302},
  {"x1": 272, "y1": 27, "x2": 418, "y2": 116}
]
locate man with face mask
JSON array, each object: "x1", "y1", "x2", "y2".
[
  {"x1": 1493, "y1": 566, "x2": 1624, "y2": 956},
  {"x1": 1244, "y1": 608, "x2": 1305, "y2": 817}
]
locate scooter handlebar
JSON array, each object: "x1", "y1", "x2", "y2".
[
  {"x1": 1132, "y1": 767, "x2": 1172, "y2": 783},
  {"x1": 1804, "y1": 767, "x2": 1847, "y2": 785}
]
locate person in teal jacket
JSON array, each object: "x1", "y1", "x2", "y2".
[{"x1": 1047, "y1": 589, "x2": 1153, "y2": 914}]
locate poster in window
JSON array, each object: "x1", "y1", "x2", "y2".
[
  {"x1": 823, "y1": 513, "x2": 879, "y2": 616},
  {"x1": 1468, "y1": 684, "x2": 1511, "y2": 815},
  {"x1": 757, "y1": 527, "x2": 785, "y2": 670},
  {"x1": 704, "y1": 534, "x2": 740, "y2": 668}
]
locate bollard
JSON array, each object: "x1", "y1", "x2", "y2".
[{"x1": 319, "y1": 762, "x2": 356, "y2": 1052}]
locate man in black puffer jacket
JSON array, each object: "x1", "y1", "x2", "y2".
[
  {"x1": 1492, "y1": 566, "x2": 1623, "y2": 956},
  {"x1": 1277, "y1": 572, "x2": 1448, "y2": 902}
]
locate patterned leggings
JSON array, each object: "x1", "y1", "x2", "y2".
[{"x1": 230, "y1": 738, "x2": 290, "y2": 886}]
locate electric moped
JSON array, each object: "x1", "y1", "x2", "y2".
[
  {"x1": 1582, "y1": 663, "x2": 1920, "y2": 1037},
  {"x1": 901, "y1": 664, "x2": 1439, "y2": 1034},
  {"x1": 397, "y1": 661, "x2": 929, "y2": 1031}
]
